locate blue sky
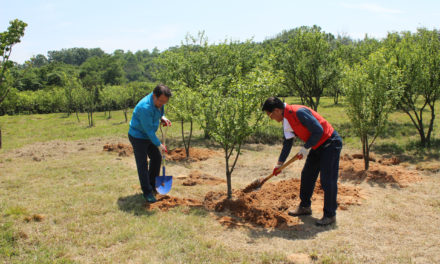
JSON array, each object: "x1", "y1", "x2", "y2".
[{"x1": 1, "y1": 0, "x2": 439, "y2": 63}]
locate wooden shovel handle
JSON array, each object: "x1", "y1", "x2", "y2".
[{"x1": 259, "y1": 154, "x2": 301, "y2": 186}]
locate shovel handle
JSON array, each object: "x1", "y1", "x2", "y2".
[
  {"x1": 160, "y1": 125, "x2": 168, "y2": 176},
  {"x1": 260, "y1": 153, "x2": 301, "y2": 186}
]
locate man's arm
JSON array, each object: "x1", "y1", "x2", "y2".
[{"x1": 278, "y1": 137, "x2": 294, "y2": 163}]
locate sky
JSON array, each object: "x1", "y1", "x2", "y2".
[{"x1": 1, "y1": 0, "x2": 439, "y2": 64}]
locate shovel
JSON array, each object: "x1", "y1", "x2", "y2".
[
  {"x1": 155, "y1": 126, "x2": 173, "y2": 194},
  {"x1": 243, "y1": 153, "x2": 301, "y2": 193}
]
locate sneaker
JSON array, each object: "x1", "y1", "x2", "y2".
[
  {"x1": 316, "y1": 216, "x2": 336, "y2": 226},
  {"x1": 288, "y1": 206, "x2": 312, "y2": 216},
  {"x1": 145, "y1": 193, "x2": 157, "y2": 203}
]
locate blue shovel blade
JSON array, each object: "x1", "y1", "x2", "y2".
[{"x1": 155, "y1": 176, "x2": 173, "y2": 194}]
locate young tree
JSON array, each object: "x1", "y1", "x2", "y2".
[
  {"x1": 0, "y1": 19, "x2": 27, "y2": 149},
  {"x1": 391, "y1": 29, "x2": 440, "y2": 147},
  {"x1": 273, "y1": 25, "x2": 340, "y2": 110},
  {"x1": 168, "y1": 84, "x2": 201, "y2": 158},
  {"x1": 343, "y1": 49, "x2": 402, "y2": 170},
  {"x1": 203, "y1": 69, "x2": 278, "y2": 198},
  {"x1": 100, "y1": 85, "x2": 118, "y2": 119},
  {"x1": 71, "y1": 83, "x2": 87, "y2": 122},
  {"x1": 79, "y1": 70, "x2": 101, "y2": 127},
  {"x1": 63, "y1": 73, "x2": 80, "y2": 117}
]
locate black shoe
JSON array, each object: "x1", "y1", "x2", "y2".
[
  {"x1": 288, "y1": 206, "x2": 312, "y2": 216},
  {"x1": 316, "y1": 216, "x2": 336, "y2": 226}
]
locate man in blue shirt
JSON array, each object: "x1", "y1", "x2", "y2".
[{"x1": 128, "y1": 84, "x2": 172, "y2": 203}]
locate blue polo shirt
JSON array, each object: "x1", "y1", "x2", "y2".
[{"x1": 128, "y1": 93, "x2": 164, "y2": 146}]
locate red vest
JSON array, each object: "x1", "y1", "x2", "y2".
[{"x1": 284, "y1": 104, "x2": 334, "y2": 150}]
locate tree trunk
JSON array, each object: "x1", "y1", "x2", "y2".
[
  {"x1": 362, "y1": 136, "x2": 370, "y2": 170},
  {"x1": 426, "y1": 103, "x2": 436, "y2": 147},
  {"x1": 181, "y1": 120, "x2": 189, "y2": 158},
  {"x1": 225, "y1": 148, "x2": 232, "y2": 199},
  {"x1": 226, "y1": 171, "x2": 232, "y2": 199}
]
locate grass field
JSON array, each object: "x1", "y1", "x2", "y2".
[{"x1": 0, "y1": 97, "x2": 439, "y2": 263}]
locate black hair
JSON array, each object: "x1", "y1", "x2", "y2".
[
  {"x1": 153, "y1": 84, "x2": 172, "y2": 98},
  {"x1": 262, "y1": 97, "x2": 285, "y2": 112}
]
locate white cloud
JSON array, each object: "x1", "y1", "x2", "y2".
[{"x1": 341, "y1": 2, "x2": 404, "y2": 14}]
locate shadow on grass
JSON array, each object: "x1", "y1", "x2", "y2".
[
  {"x1": 245, "y1": 215, "x2": 336, "y2": 241},
  {"x1": 117, "y1": 193, "x2": 156, "y2": 216}
]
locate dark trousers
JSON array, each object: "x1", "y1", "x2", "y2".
[
  {"x1": 128, "y1": 134, "x2": 162, "y2": 198},
  {"x1": 299, "y1": 131, "x2": 343, "y2": 217}
]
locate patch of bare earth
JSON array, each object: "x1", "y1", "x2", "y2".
[
  {"x1": 102, "y1": 143, "x2": 219, "y2": 162},
  {"x1": 147, "y1": 178, "x2": 363, "y2": 229},
  {"x1": 145, "y1": 195, "x2": 202, "y2": 211},
  {"x1": 5, "y1": 139, "x2": 106, "y2": 161},
  {"x1": 145, "y1": 152, "x2": 423, "y2": 229},
  {"x1": 166, "y1": 147, "x2": 219, "y2": 161},
  {"x1": 339, "y1": 153, "x2": 422, "y2": 187},
  {"x1": 179, "y1": 170, "x2": 226, "y2": 186},
  {"x1": 103, "y1": 143, "x2": 133, "y2": 157}
]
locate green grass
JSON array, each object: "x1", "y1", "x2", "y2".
[{"x1": 0, "y1": 110, "x2": 194, "y2": 152}]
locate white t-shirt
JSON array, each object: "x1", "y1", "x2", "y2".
[{"x1": 283, "y1": 103, "x2": 296, "y2": 140}]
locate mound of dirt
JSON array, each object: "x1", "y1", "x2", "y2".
[
  {"x1": 103, "y1": 144, "x2": 217, "y2": 162},
  {"x1": 180, "y1": 170, "x2": 226, "y2": 186},
  {"x1": 147, "y1": 178, "x2": 363, "y2": 229},
  {"x1": 146, "y1": 195, "x2": 202, "y2": 211},
  {"x1": 203, "y1": 178, "x2": 363, "y2": 228},
  {"x1": 340, "y1": 154, "x2": 421, "y2": 187},
  {"x1": 103, "y1": 143, "x2": 133, "y2": 157},
  {"x1": 167, "y1": 147, "x2": 218, "y2": 162}
]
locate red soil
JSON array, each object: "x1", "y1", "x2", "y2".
[
  {"x1": 147, "y1": 178, "x2": 363, "y2": 229},
  {"x1": 166, "y1": 147, "x2": 218, "y2": 162},
  {"x1": 180, "y1": 170, "x2": 226, "y2": 186},
  {"x1": 340, "y1": 154, "x2": 422, "y2": 187},
  {"x1": 103, "y1": 143, "x2": 217, "y2": 162}
]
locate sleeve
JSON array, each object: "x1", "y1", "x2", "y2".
[
  {"x1": 138, "y1": 107, "x2": 161, "y2": 146},
  {"x1": 296, "y1": 108, "x2": 323, "y2": 149},
  {"x1": 278, "y1": 137, "x2": 294, "y2": 163}
]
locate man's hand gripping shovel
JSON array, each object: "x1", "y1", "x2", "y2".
[
  {"x1": 155, "y1": 126, "x2": 173, "y2": 194},
  {"x1": 243, "y1": 153, "x2": 301, "y2": 193}
]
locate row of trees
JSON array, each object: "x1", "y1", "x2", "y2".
[{"x1": 1, "y1": 19, "x2": 439, "y2": 196}]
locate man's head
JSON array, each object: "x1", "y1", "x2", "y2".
[
  {"x1": 152, "y1": 84, "x2": 172, "y2": 109},
  {"x1": 262, "y1": 97, "x2": 285, "y2": 122}
]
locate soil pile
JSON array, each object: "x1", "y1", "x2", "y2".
[
  {"x1": 167, "y1": 147, "x2": 218, "y2": 162},
  {"x1": 203, "y1": 178, "x2": 363, "y2": 228},
  {"x1": 143, "y1": 152, "x2": 420, "y2": 228},
  {"x1": 180, "y1": 170, "x2": 226, "y2": 186},
  {"x1": 146, "y1": 195, "x2": 202, "y2": 211},
  {"x1": 103, "y1": 144, "x2": 217, "y2": 162},
  {"x1": 147, "y1": 178, "x2": 363, "y2": 228},
  {"x1": 103, "y1": 143, "x2": 133, "y2": 157},
  {"x1": 340, "y1": 154, "x2": 421, "y2": 187}
]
